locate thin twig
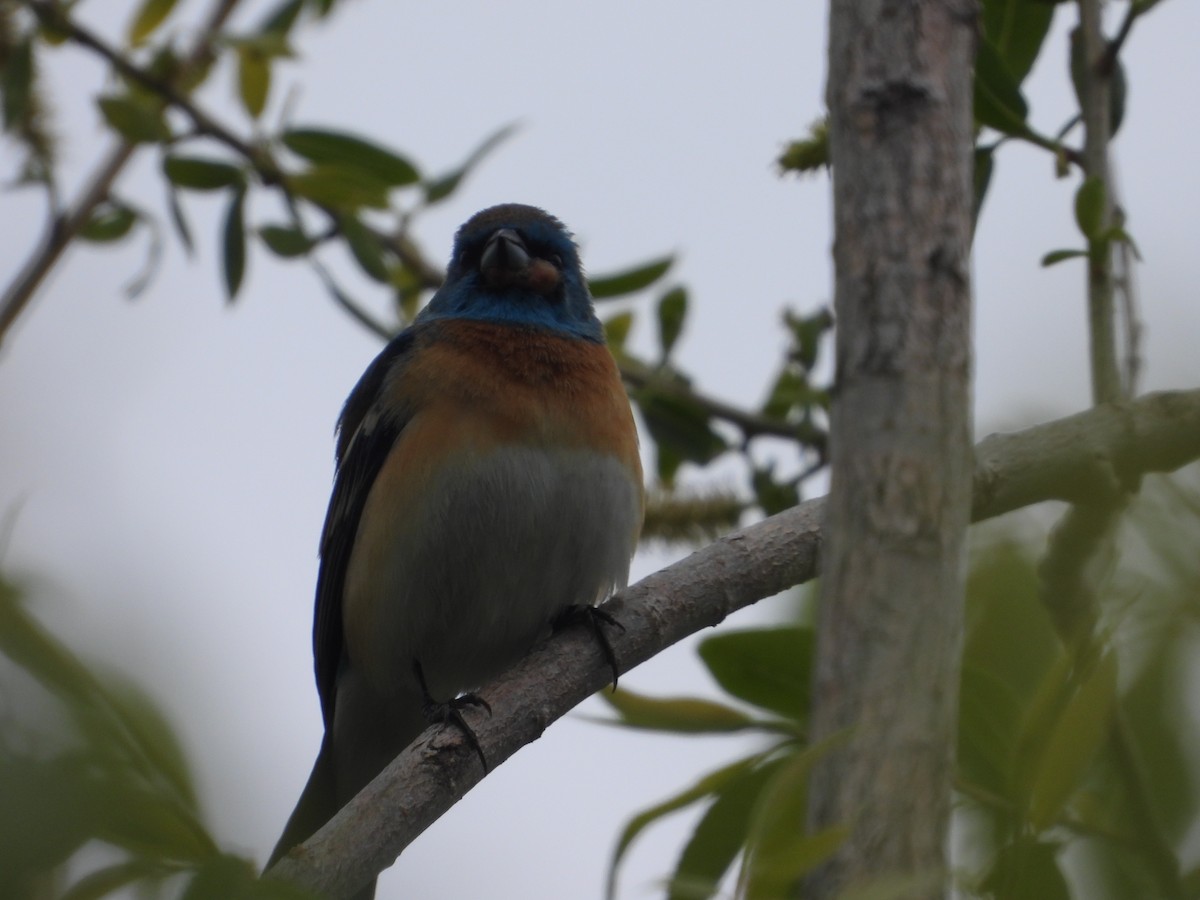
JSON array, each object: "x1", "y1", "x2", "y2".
[
  {"x1": 1017, "y1": 128, "x2": 1085, "y2": 170},
  {"x1": 1078, "y1": 0, "x2": 1121, "y2": 405}
]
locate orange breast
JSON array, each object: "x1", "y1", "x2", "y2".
[{"x1": 385, "y1": 320, "x2": 642, "y2": 480}]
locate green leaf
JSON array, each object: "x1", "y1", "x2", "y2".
[
  {"x1": 339, "y1": 215, "x2": 390, "y2": 282},
  {"x1": 1120, "y1": 641, "x2": 1198, "y2": 854},
  {"x1": 634, "y1": 387, "x2": 726, "y2": 483},
  {"x1": 760, "y1": 370, "x2": 827, "y2": 426},
  {"x1": 1103, "y1": 225, "x2": 1142, "y2": 261},
  {"x1": 699, "y1": 627, "x2": 812, "y2": 721},
  {"x1": 603, "y1": 311, "x2": 634, "y2": 352},
  {"x1": 981, "y1": 0, "x2": 1056, "y2": 85},
  {"x1": 1040, "y1": 248, "x2": 1088, "y2": 267},
  {"x1": 739, "y1": 737, "x2": 848, "y2": 897},
  {"x1": 667, "y1": 758, "x2": 787, "y2": 900},
  {"x1": 104, "y1": 678, "x2": 200, "y2": 809},
  {"x1": 237, "y1": 46, "x2": 270, "y2": 119},
  {"x1": 388, "y1": 265, "x2": 421, "y2": 320},
  {"x1": 0, "y1": 583, "x2": 97, "y2": 710},
  {"x1": 60, "y1": 859, "x2": 163, "y2": 900},
  {"x1": 1026, "y1": 651, "x2": 1118, "y2": 830},
  {"x1": 607, "y1": 754, "x2": 769, "y2": 900},
  {"x1": 777, "y1": 118, "x2": 829, "y2": 175},
  {"x1": 423, "y1": 122, "x2": 517, "y2": 205},
  {"x1": 761, "y1": 370, "x2": 802, "y2": 421},
  {"x1": 836, "y1": 872, "x2": 948, "y2": 900},
  {"x1": 222, "y1": 186, "x2": 247, "y2": 301},
  {"x1": 1110, "y1": 58, "x2": 1127, "y2": 138},
  {"x1": 2, "y1": 38, "x2": 34, "y2": 130},
  {"x1": 128, "y1": 0, "x2": 180, "y2": 46},
  {"x1": 964, "y1": 541, "x2": 1058, "y2": 700},
  {"x1": 181, "y1": 854, "x2": 283, "y2": 900},
  {"x1": 97, "y1": 94, "x2": 170, "y2": 144},
  {"x1": 283, "y1": 128, "x2": 419, "y2": 186},
  {"x1": 974, "y1": 38, "x2": 1030, "y2": 136},
  {"x1": 0, "y1": 756, "x2": 93, "y2": 879},
  {"x1": 598, "y1": 687, "x2": 759, "y2": 734},
  {"x1": 657, "y1": 287, "x2": 688, "y2": 360},
  {"x1": 88, "y1": 778, "x2": 211, "y2": 862},
  {"x1": 1013, "y1": 651, "x2": 1075, "y2": 801},
  {"x1": 122, "y1": 209, "x2": 165, "y2": 300},
  {"x1": 260, "y1": 0, "x2": 305, "y2": 36},
  {"x1": 981, "y1": 835, "x2": 1070, "y2": 900},
  {"x1": 1074, "y1": 176, "x2": 1106, "y2": 241},
  {"x1": 79, "y1": 202, "x2": 138, "y2": 243},
  {"x1": 752, "y1": 466, "x2": 801, "y2": 517},
  {"x1": 974, "y1": 144, "x2": 995, "y2": 227},
  {"x1": 166, "y1": 185, "x2": 195, "y2": 256},
  {"x1": 958, "y1": 665, "x2": 1024, "y2": 798},
  {"x1": 1070, "y1": 28, "x2": 1128, "y2": 139},
  {"x1": 259, "y1": 224, "x2": 315, "y2": 258},
  {"x1": 288, "y1": 164, "x2": 391, "y2": 211},
  {"x1": 783, "y1": 307, "x2": 833, "y2": 373},
  {"x1": 163, "y1": 156, "x2": 244, "y2": 191},
  {"x1": 588, "y1": 255, "x2": 675, "y2": 299}
]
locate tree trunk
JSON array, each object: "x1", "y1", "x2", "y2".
[{"x1": 805, "y1": 1, "x2": 977, "y2": 897}]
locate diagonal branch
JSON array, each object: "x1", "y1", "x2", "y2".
[{"x1": 266, "y1": 388, "x2": 1200, "y2": 899}]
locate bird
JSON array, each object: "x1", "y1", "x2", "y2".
[{"x1": 268, "y1": 204, "x2": 644, "y2": 899}]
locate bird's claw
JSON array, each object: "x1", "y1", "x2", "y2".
[
  {"x1": 554, "y1": 604, "x2": 624, "y2": 690},
  {"x1": 413, "y1": 660, "x2": 491, "y2": 772}
]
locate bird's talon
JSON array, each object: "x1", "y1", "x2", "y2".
[
  {"x1": 554, "y1": 604, "x2": 623, "y2": 689},
  {"x1": 414, "y1": 660, "x2": 490, "y2": 771}
]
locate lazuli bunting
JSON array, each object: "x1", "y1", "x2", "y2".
[{"x1": 269, "y1": 205, "x2": 644, "y2": 898}]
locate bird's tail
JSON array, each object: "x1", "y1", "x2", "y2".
[
  {"x1": 268, "y1": 676, "x2": 432, "y2": 898},
  {"x1": 266, "y1": 736, "x2": 379, "y2": 899},
  {"x1": 267, "y1": 733, "x2": 337, "y2": 869}
]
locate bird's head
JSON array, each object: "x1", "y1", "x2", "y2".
[{"x1": 421, "y1": 204, "x2": 602, "y2": 341}]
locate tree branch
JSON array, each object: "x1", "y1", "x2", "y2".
[
  {"x1": 267, "y1": 389, "x2": 1200, "y2": 899},
  {"x1": 805, "y1": 0, "x2": 976, "y2": 895},
  {"x1": 0, "y1": 0, "x2": 243, "y2": 348}
]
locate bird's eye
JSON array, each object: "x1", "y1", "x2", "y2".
[{"x1": 548, "y1": 252, "x2": 564, "y2": 268}]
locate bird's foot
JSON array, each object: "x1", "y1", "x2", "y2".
[
  {"x1": 413, "y1": 660, "x2": 491, "y2": 772},
  {"x1": 553, "y1": 604, "x2": 625, "y2": 689}
]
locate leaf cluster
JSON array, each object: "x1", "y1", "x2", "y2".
[
  {"x1": 0, "y1": 576, "x2": 316, "y2": 900},
  {"x1": 603, "y1": 471, "x2": 1200, "y2": 899}
]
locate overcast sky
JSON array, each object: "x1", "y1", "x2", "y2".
[{"x1": 2, "y1": 1, "x2": 1199, "y2": 898}]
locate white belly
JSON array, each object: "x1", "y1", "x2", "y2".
[{"x1": 343, "y1": 444, "x2": 640, "y2": 702}]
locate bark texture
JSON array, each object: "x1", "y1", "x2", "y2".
[{"x1": 806, "y1": 1, "x2": 977, "y2": 897}]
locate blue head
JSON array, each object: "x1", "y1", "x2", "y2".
[{"x1": 419, "y1": 204, "x2": 603, "y2": 342}]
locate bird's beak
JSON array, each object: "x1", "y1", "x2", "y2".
[{"x1": 480, "y1": 228, "x2": 531, "y2": 275}]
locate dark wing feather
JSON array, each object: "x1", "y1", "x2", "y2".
[{"x1": 312, "y1": 330, "x2": 416, "y2": 728}]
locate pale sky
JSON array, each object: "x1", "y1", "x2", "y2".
[{"x1": 2, "y1": 2, "x2": 1199, "y2": 898}]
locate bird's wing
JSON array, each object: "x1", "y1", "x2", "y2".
[{"x1": 312, "y1": 329, "x2": 417, "y2": 728}]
